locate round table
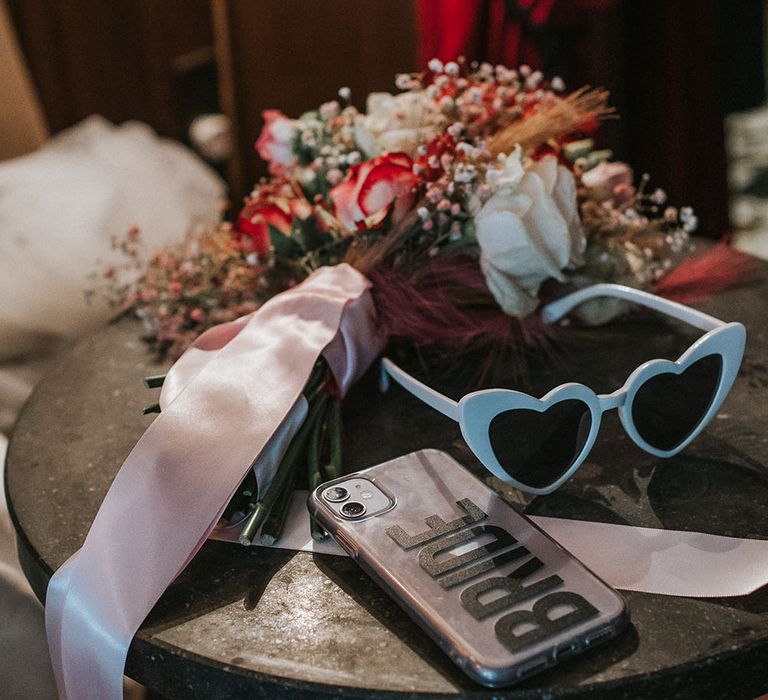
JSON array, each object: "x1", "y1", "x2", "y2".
[{"x1": 6, "y1": 262, "x2": 768, "y2": 700}]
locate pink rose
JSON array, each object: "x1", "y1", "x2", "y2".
[
  {"x1": 581, "y1": 161, "x2": 635, "y2": 206},
  {"x1": 329, "y1": 153, "x2": 419, "y2": 234},
  {"x1": 256, "y1": 110, "x2": 300, "y2": 176}
]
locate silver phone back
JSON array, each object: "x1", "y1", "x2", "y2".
[{"x1": 309, "y1": 449, "x2": 629, "y2": 687}]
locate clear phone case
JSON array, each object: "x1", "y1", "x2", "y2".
[{"x1": 308, "y1": 449, "x2": 629, "y2": 687}]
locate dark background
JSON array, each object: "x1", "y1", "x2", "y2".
[{"x1": 7, "y1": 0, "x2": 765, "y2": 238}]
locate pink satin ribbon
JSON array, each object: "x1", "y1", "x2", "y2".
[{"x1": 45, "y1": 263, "x2": 382, "y2": 700}]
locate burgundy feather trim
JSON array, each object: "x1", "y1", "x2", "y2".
[{"x1": 654, "y1": 240, "x2": 761, "y2": 305}]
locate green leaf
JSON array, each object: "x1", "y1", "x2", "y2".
[
  {"x1": 268, "y1": 224, "x2": 303, "y2": 259},
  {"x1": 296, "y1": 216, "x2": 329, "y2": 254}
]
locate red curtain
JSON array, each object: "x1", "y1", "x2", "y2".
[
  {"x1": 416, "y1": 0, "x2": 730, "y2": 240},
  {"x1": 417, "y1": 0, "x2": 616, "y2": 70}
]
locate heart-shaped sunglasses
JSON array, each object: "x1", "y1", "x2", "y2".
[{"x1": 380, "y1": 283, "x2": 746, "y2": 495}]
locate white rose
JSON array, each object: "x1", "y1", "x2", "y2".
[
  {"x1": 354, "y1": 91, "x2": 443, "y2": 157},
  {"x1": 476, "y1": 154, "x2": 586, "y2": 317}
]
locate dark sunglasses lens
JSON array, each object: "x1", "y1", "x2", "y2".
[
  {"x1": 631, "y1": 354, "x2": 723, "y2": 452},
  {"x1": 488, "y1": 400, "x2": 592, "y2": 489}
]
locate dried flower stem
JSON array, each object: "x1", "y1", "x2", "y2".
[{"x1": 487, "y1": 87, "x2": 614, "y2": 158}]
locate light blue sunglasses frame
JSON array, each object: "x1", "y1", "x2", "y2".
[{"x1": 380, "y1": 283, "x2": 746, "y2": 495}]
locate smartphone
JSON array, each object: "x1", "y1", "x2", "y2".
[{"x1": 308, "y1": 449, "x2": 629, "y2": 687}]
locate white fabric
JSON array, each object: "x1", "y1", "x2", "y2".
[
  {"x1": 0, "y1": 117, "x2": 225, "y2": 432},
  {"x1": 0, "y1": 116, "x2": 225, "y2": 360}
]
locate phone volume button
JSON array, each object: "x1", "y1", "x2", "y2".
[
  {"x1": 585, "y1": 627, "x2": 613, "y2": 646},
  {"x1": 335, "y1": 532, "x2": 358, "y2": 558},
  {"x1": 517, "y1": 657, "x2": 551, "y2": 679}
]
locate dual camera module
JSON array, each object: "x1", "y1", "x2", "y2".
[
  {"x1": 323, "y1": 485, "x2": 366, "y2": 518},
  {"x1": 320, "y1": 477, "x2": 394, "y2": 521}
]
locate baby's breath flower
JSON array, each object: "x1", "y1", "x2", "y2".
[
  {"x1": 526, "y1": 70, "x2": 543, "y2": 89},
  {"x1": 326, "y1": 168, "x2": 343, "y2": 185},
  {"x1": 395, "y1": 73, "x2": 412, "y2": 90},
  {"x1": 426, "y1": 185, "x2": 443, "y2": 203},
  {"x1": 447, "y1": 122, "x2": 463, "y2": 138},
  {"x1": 428, "y1": 58, "x2": 444, "y2": 73},
  {"x1": 439, "y1": 96, "x2": 455, "y2": 112},
  {"x1": 478, "y1": 62, "x2": 494, "y2": 78},
  {"x1": 453, "y1": 163, "x2": 476, "y2": 183},
  {"x1": 683, "y1": 215, "x2": 698, "y2": 232},
  {"x1": 319, "y1": 101, "x2": 340, "y2": 120}
]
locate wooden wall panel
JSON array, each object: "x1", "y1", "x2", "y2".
[
  {"x1": 7, "y1": 0, "x2": 215, "y2": 141},
  {"x1": 213, "y1": 0, "x2": 417, "y2": 201},
  {"x1": 0, "y1": 0, "x2": 48, "y2": 160}
]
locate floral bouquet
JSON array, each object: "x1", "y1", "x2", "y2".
[{"x1": 105, "y1": 58, "x2": 749, "y2": 546}]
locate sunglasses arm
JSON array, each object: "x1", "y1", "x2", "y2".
[
  {"x1": 539, "y1": 283, "x2": 725, "y2": 332},
  {"x1": 379, "y1": 358, "x2": 460, "y2": 421}
]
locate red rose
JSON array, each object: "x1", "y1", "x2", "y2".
[
  {"x1": 329, "y1": 153, "x2": 418, "y2": 234},
  {"x1": 234, "y1": 202, "x2": 292, "y2": 258},
  {"x1": 233, "y1": 181, "x2": 314, "y2": 259}
]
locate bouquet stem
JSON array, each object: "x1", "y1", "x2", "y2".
[
  {"x1": 259, "y1": 472, "x2": 296, "y2": 546},
  {"x1": 142, "y1": 374, "x2": 166, "y2": 389},
  {"x1": 239, "y1": 387, "x2": 329, "y2": 545},
  {"x1": 143, "y1": 361, "x2": 347, "y2": 545},
  {"x1": 325, "y1": 397, "x2": 343, "y2": 481}
]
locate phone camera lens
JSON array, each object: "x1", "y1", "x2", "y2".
[
  {"x1": 323, "y1": 486, "x2": 349, "y2": 503},
  {"x1": 340, "y1": 501, "x2": 366, "y2": 518}
]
